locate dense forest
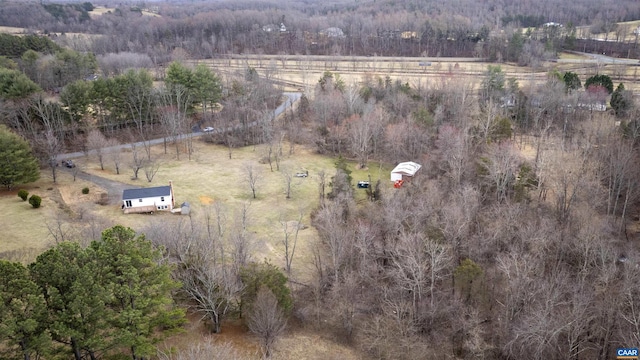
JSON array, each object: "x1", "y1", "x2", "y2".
[
  {"x1": 1, "y1": 0, "x2": 640, "y2": 59},
  {"x1": 1, "y1": 0, "x2": 640, "y2": 359}
]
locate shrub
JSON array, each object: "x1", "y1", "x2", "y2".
[
  {"x1": 82, "y1": 187, "x2": 90, "y2": 194},
  {"x1": 240, "y1": 262, "x2": 292, "y2": 315},
  {"x1": 18, "y1": 189, "x2": 29, "y2": 201},
  {"x1": 28, "y1": 194, "x2": 41, "y2": 208}
]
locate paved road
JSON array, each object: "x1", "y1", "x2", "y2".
[
  {"x1": 55, "y1": 93, "x2": 301, "y2": 205},
  {"x1": 57, "y1": 92, "x2": 301, "y2": 161},
  {"x1": 556, "y1": 51, "x2": 640, "y2": 65}
]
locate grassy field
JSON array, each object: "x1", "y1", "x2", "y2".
[
  {"x1": 576, "y1": 20, "x2": 640, "y2": 42},
  {"x1": 0, "y1": 168, "x2": 108, "y2": 262},
  {"x1": 0, "y1": 26, "x2": 28, "y2": 34},
  {"x1": 0, "y1": 139, "x2": 392, "y2": 271},
  {"x1": 89, "y1": 6, "x2": 160, "y2": 18},
  {"x1": 78, "y1": 140, "x2": 390, "y2": 279},
  {"x1": 0, "y1": 138, "x2": 386, "y2": 358},
  {"x1": 199, "y1": 53, "x2": 640, "y2": 95}
]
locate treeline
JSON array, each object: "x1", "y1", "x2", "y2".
[
  {"x1": 0, "y1": 34, "x2": 60, "y2": 58},
  {"x1": 42, "y1": 2, "x2": 93, "y2": 24},
  {"x1": 0, "y1": 33, "x2": 96, "y2": 91},
  {"x1": 1, "y1": 0, "x2": 640, "y2": 60}
]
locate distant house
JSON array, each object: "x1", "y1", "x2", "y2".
[
  {"x1": 391, "y1": 162, "x2": 422, "y2": 188},
  {"x1": 262, "y1": 23, "x2": 287, "y2": 33},
  {"x1": 320, "y1": 27, "x2": 345, "y2": 38},
  {"x1": 263, "y1": 24, "x2": 278, "y2": 32},
  {"x1": 122, "y1": 182, "x2": 175, "y2": 214},
  {"x1": 401, "y1": 31, "x2": 418, "y2": 40}
]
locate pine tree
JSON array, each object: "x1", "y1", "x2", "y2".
[
  {"x1": 0, "y1": 125, "x2": 40, "y2": 190},
  {"x1": 92, "y1": 226, "x2": 185, "y2": 359},
  {"x1": 610, "y1": 83, "x2": 631, "y2": 117},
  {"x1": 0, "y1": 261, "x2": 50, "y2": 360}
]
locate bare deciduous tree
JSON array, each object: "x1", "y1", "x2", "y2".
[
  {"x1": 391, "y1": 231, "x2": 452, "y2": 312},
  {"x1": 349, "y1": 106, "x2": 387, "y2": 168},
  {"x1": 281, "y1": 211, "x2": 304, "y2": 276},
  {"x1": 157, "y1": 338, "x2": 244, "y2": 360},
  {"x1": 317, "y1": 170, "x2": 327, "y2": 207},
  {"x1": 435, "y1": 124, "x2": 470, "y2": 186},
  {"x1": 130, "y1": 142, "x2": 145, "y2": 180},
  {"x1": 158, "y1": 85, "x2": 191, "y2": 160},
  {"x1": 243, "y1": 163, "x2": 262, "y2": 199},
  {"x1": 482, "y1": 141, "x2": 521, "y2": 202},
  {"x1": 281, "y1": 167, "x2": 294, "y2": 199},
  {"x1": 37, "y1": 129, "x2": 63, "y2": 183},
  {"x1": 179, "y1": 262, "x2": 243, "y2": 334},
  {"x1": 313, "y1": 200, "x2": 355, "y2": 285},
  {"x1": 106, "y1": 139, "x2": 122, "y2": 174},
  {"x1": 143, "y1": 158, "x2": 161, "y2": 182},
  {"x1": 230, "y1": 203, "x2": 253, "y2": 276},
  {"x1": 247, "y1": 286, "x2": 287, "y2": 359},
  {"x1": 85, "y1": 129, "x2": 109, "y2": 170},
  {"x1": 97, "y1": 52, "x2": 154, "y2": 77}
]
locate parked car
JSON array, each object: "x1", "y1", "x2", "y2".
[
  {"x1": 295, "y1": 170, "x2": 309, "y2": 178},
  {"x1": 202, "y1": 126, "x2": 215, "y2": 133},
  {"x1": 357, "y1": 181, "x2": 370, "y2": 189},
  {"x1": 61, "y1": 160, "x2": 76, "y2": 168}
]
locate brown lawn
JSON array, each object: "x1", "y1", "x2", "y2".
[
  {"x1": 1, "y1": 139, "x2": 392, "y2": 274},
  {"x1": 1, "y1": 139, "x2": 387, "y2": 358}
]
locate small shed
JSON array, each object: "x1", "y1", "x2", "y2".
[
  {"x1": 122, "y1": 182, "x2": 175, "y2": 214},
  {"x1": 390, "y1": 161, "x2": 422, "y2": 183}
]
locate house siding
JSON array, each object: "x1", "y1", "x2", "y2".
[{"x1": 122, "y1": 183, "x2": 174, "y2": 213}]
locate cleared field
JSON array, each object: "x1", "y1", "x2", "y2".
[
  {"x1": 1, "y1": 138, "x2": 392, "y2": 276},
  {"x1": 576, "y1": 20, "x2": 640, "y2": 42},
  {"x1": 0, "y1": 26, "x2": 28, "y2": 34},
  {"x1": 89, "y1": 6, "x2": 160, "y2": 18},
  {"x1": 0, "y1": 127, "x2": 381, "y2": 358},
  {"x1": 196, "y1": 54, "x2": 640, "y2": 94},
  {"x1": 77, "y1": 141, "x2": 390, "y2": 279}
]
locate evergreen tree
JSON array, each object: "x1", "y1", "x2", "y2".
[
  {"x1": 240, "y1": 262, "x2": 292, "y2": 316},
  {"x1": 192, "y1": 63, "x2": 222, "y2": 115},
  {"x1": 165, "y1": 61, "x2": 222, "y2": 114},
  {"x1": 0, "y1": 125, "x2": 40, "y2": 190},
  {"x1": 22, "y1": 226, "x2": 186, "y2": 359},
  {"x1": 29, "y1": 242, "x2": 111, "y2": 360},
  {"x1": 0, "y1": 68, "x2": 41, "y2": 99},
  {"x1": 610, "y1": 83, "x2": 631, "y2": 117},
  {"x1": 60, "y1": 79, "x2": 93, "y2": 122},
  {"x1": 584, "y1": 74, "x2": 614, "y2": 94},
  {"x1": 91, "y1": 226, "x2": 185, "y2": 359},
  {"x1": 0, "y1": 261, "x2": 50, "y2": 360},
  {"x1": 562, "y1": 71, "x2": 581, "y2": 91},
  {"x1": 481, "y1": 65, "x2": 505, "y2": 103}
]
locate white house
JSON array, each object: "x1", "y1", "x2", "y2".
[
  {"x1": 320, "y1": 27, "x2": 345, "y2": 38},
  {"x1": 122, "y1": 182, "x2": 175, "y2": 214},
  {"x1": 391, "y1": 161, "x2": 422, "y2": 183}
]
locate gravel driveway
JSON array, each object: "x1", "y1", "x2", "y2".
[{"x1": 61, "y1": 168, "x2": 131, "y2": 205}]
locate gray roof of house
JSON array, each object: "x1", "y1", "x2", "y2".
[{"x1": 122, "y1": 186, "x2": 171, "y2": 200}]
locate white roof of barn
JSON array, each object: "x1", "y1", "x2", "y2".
[{"x1": 391, "y1": 161, "x2": 421, "y2": 176}]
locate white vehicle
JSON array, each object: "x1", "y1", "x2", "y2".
[{"x1": 202, "y1": 127, "x2": 215, "y2": 132}]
